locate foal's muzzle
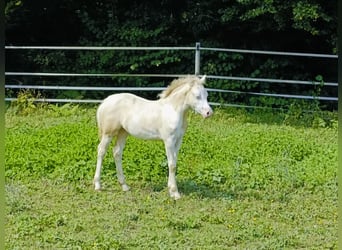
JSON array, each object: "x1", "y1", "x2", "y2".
[{"x1": 202, "y1": 107, "x2": 213, "y2": 118}]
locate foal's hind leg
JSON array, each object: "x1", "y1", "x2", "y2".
[
  {"x1": 113, "y1": 130, "x2": 130, "y2": 191},
  {"x1": 94, "y1": 135, "x2": 113, "y2": 190}
]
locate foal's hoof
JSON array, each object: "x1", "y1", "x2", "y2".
[
  {"x1": 170, "y1": 192, "x2": 181, "y2": 200},
  {"x1": 94, "y1": 183, "x2": 101, "y2": 191},
  {"x1": 122, "y1": 184, "x2": 130, "y2": 192}
]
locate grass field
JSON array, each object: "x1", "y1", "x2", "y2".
[{"x1": 5, "y1": 104, "x2": 338, "y2": 249}]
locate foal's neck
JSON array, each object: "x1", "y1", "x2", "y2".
[
  {"x1": 163, "y1": 93, "x2": 189, "y2": 115},
  {"x1": 159, "y1": 96, "x2": 189, "y2": 131}
]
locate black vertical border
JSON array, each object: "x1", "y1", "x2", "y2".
[
  {"x1": 338, "y1": 0, "x2": 342, "y2": 247},
  {"x1": 0, "y1": 0, "x2": 5, "y2": 248}
]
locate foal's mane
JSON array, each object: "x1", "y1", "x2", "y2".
[{"x1": 158, "y1": 76, "x2": 202, "y2": 99}]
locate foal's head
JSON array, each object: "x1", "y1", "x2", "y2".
[
  {"x1": 159, "y1": 75, "x2": 213, "y2": 118},
  {"x1": 185, "y1": 75, "x2": 213, "y2": 118}
]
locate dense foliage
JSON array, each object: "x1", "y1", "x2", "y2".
[{"x1": 5, "y1": 0, "x2": 338, "y2": 109}]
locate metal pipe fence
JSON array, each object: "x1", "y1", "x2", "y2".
[{"x1": 5, "y1": 43, "x2": 338, "y2": 107}]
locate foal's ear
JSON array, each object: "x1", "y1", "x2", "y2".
[{"x1": 199, "y1": 75, "x2": 206, "y2": 84}]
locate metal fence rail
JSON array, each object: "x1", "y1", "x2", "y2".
[
  {"x1": 5, "y1": 43, "x2": 338, "y2": 107},
  {"x1": 5, "y1": 46, "x2": 194, "y2": 51},
  {"x1": 201, "y1": 47, "x2": 338, "y2": 58},
  {"x1": 5, "y1": 72, "x2": 338, "y2": 87}
]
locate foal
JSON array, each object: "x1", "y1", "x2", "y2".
[{"x1": 94, "y1": 75, "x2": 213, "y2": 199}]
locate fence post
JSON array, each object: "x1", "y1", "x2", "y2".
[{"x1": 195, "y1": 42, "x2": 200, "y2": 75}]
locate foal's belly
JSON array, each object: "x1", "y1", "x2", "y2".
[
  {"x1": 126, "y1": 126, "x2": 161, "y2": 140},
  {"x1": 121, "y1": 116, "x2": 162, "y2": 140}
]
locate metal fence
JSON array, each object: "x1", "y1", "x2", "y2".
[{"x1": 5, "y1": 43, "x2": 338, "y2": 108}]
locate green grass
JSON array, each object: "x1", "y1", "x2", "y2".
[{"x1": 5, "y1": 105, "x2": 338, "y2": 249}]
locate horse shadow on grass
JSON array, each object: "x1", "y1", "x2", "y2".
[
  {"x1": 96, "y1": 179, "x2": 267, "y2": 201},
  {"x1": 151, "y1": 179, "x2": 236, "y2": 200}
]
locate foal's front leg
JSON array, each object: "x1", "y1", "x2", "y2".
[{"x1": 164, "y1": 138, "x2": 181, "y2": 200}]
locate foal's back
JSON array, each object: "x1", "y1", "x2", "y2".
[{"x1": 97, "y1": 93, "x2": 163, "y2": 139}]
